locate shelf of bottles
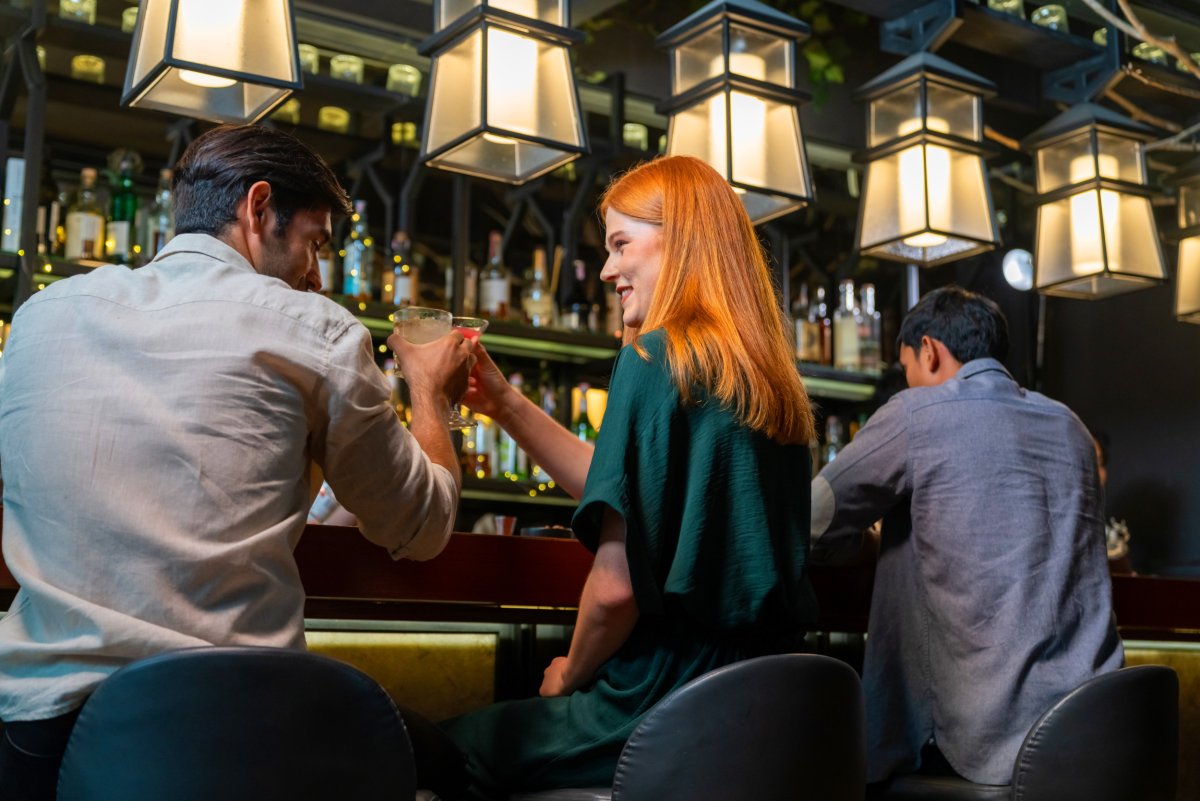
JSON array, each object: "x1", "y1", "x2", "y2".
[{"x1": 792, "y1": 277, "x2": 884, "y2": 402}]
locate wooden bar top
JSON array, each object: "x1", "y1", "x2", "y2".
[{"x1": 0, "y1": 522, "x2": 1197, "y2": 637}]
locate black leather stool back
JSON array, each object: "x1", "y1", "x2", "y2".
[
  {"x1": 1011, "y1": 664, "x2": 1178, "y2": 801},
  {"x1": 610, "y1": 652, "x2": 866, "y2": 801},
  {"x1": 56, "y1": 645, "x2": 416, "y2": 801},
  {"x1": 878, "y1": 665, "x2": 1179, "y2": 801}
]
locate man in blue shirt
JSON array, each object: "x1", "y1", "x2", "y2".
[{"x1": 812, "y1": 285, "x2": 1122, "y2": 787}]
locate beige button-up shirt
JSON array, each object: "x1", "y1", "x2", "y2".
[{"x1": 0, "y1": 234, "x2": 457, "y2": 720}]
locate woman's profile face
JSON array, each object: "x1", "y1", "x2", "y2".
[{"x1": 600, "y1": 208, "x2": 664, "y2": 329}]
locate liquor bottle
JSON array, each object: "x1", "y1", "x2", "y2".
[
  {"x1": 316, "y1": 240, "x2": 334, "y2": 296},
  {"x1": 479, "y1": 230, "x2": 511, "y2": 320},
  {"x1": 469, "y1": 413, "x2": 495, "y2": 478},
  {"x1": 795, "y1": 283, "x2": 823, "y2": 363},
  {"x1": 573, "y1": 383, "x2": 599, "y2": 443},
  {"x1": 528, "y1": 363, "x2": 557, "y2": 483},
  {"x1": 521, "y1": 247, "x2": 555, "y2": 327},
  {"x1": 560, "y1": 260, "x2": 593, "y2": 332},
  {"x1": 497, "y1": 373, "x2": 528, "y2": 480},
  {"x1": 340, "y1": 199, "x2": 374, "y2": 299},
  {"x1": 833, "y1": 279, "x2": 861, "y2": 372},
  {"x1": 143, "y1": 167, "x2": 174, "y2": 264},
  {"x1": 65, "y1": 167, "x2": 105, "y2": 261},
  {"x1": 390, "y1": 231, "x2": 417, "y2": 307},
  {"x1": 2, "y1": 157, "x2": 24, "y2": 253},
  {"x1": 105, "y1": 149, "x2": 140, "y2": 265},
  {"x1": 821, "y1": 415, "x2": 844, "y2": 468},
  {"x1": 811, "y1": 285, "x2": 833, "y2": 366},
  {"x1": 34, "y1": 165, "x2": 60, "y2": 257},
  {"x1": 603, "y1": 281, "x2": 622, "y2": 338},
  {"x1": 859, "y1": 283, "x2": 882, "y2": 374}
]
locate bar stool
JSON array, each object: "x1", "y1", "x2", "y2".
[
  {"x1": 57, "y1": 645, "x2": 417, "y2": 801},
  {"x1": 510, "y1": 653, "x2": 866, "y2": 801},
  {"x1": 876, "y1": 665, "x2": 1179, "y2": 801}
]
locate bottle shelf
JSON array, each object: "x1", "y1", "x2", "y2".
[
  {"x1": 952, "y1": 2, "x2": 1105, "y2": 70},
  {"x1": 799, "y1": 362, "x2": 880, "y2": 402},
  {"x1": 461, "y1": 475, "x2": 577, "y2": 508}
]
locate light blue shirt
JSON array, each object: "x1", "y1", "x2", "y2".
[
  {"x1": 812, "y1": 358, "x2": 1123, "y2": 785},
  {"x1": 0, "y1": 234, "x2": 457, "y2": 720}
]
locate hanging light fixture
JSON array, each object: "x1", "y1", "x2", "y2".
[
  {"x1": 855, "y1": 52, "x2": 999, "y2": 267},
  {"x1": 1023, "y1": 103, "x2": 1166, "y2": 299},
  {"x1": 655, "y1": 0, "x2": 814, "y2": 225},
  {"x1": 122, "y1": 0, "x2": 301, "y2": 123},
  {"x1": 1170, "y1": 157, "x2": 1200, "y2": 322},
  {"x1": 419, "y1": 0, "x2": 588, "y2": 184}
]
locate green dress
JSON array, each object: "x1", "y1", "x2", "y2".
[{"x1": 443, "y1": 330, "x2": 817, "y2": 800}]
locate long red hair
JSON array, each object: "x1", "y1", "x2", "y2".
[{"x1": 600, "y1": 156, "x2": 815, "y2": 445}]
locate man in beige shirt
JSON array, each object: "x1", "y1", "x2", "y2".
[{"x1": 0, "y1": 125, "x2": 472, "y2": 800}]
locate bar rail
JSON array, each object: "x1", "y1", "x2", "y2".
[{"x1": 0, "y1": 524, "x2": 1195, "y2": 638}]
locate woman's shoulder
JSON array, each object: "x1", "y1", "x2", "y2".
[{"x1": 610, "y1": 329, "x2": 676, "y2": 404}]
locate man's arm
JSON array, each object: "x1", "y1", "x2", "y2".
[
  {"x1": 315, "y1": 326, "x2": 468, "y2": 561},
  {"x1": 811, "y1": 397, "x2": 910, "y2": 563},
  {"x1": 393, "y1": 332, "x2": 473, "y2": 494},
  {"x1": 540, "y1": 507, "x2": 638, "y2": 697}
]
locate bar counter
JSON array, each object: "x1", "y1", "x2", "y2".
[{"x1": 0, "y1": 523, "x2": 1196, "y2": 639}]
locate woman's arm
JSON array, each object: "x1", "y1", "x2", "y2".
[
  {"x1": 540, "y1": 507, "x2": 639, "y2": 697},
  {"x1": 462, "y1": 344, "x2": 594, "y2": 499}
]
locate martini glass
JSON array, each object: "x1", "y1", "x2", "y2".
[
  {"x1": 449, "y1": 316, "x2": 489, "y2": 430},
  {"x1": 395, "y1": 306, "x2": 473, "y2": 431}
]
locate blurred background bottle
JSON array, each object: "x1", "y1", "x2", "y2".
[
  {"x1": 573, "y1": 382, "x2": 598, "y2": 443},
  {"x1": 833, "y1": 279, "x2": 861, "y2": 372},
  {"x1": 560, "y1": 260, "x2": 593, "y2": 332},
  {"x1": 65, "y1": 167, "x2": 104, "y2": 260},
  {"x1": 820, "y1": 415, "x2": 844, "y2": 468},
  {"x1": 859, "y1": 283, "x2": 882, "y2": 374},
  {"x1": 795, "y1": 283, "x2": 823, "y2": 363},
  {"x1": 142, "y1": 167, "x2": 174, "y2": 264},
  {"x1": 341, "y1": 199, "x2": 374, "y2": 299},
  {"x1": 105, "y1": 149, "x2": 141, "y2": 265},
  {"x1": 390, "y1": 230, "x2": 417, "y2": 307},
  {"x1": 521, "y1": 247, "x2": 555, "y2": 327},
  {"x1": 480, "y1": 230, "x2": 512, "y2": 320}
]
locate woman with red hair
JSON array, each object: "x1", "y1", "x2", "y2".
[{"x1": 438, "y1": 156, "x2": 818, "y2": 799}]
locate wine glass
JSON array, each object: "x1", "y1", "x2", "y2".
[
  {"x1": 394, "y1": 306, "x2": 475, "y2": 431},
  {"x1": 449, "y1": 316, "x2": 489, "y2": 430}
]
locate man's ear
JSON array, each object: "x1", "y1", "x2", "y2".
[
  {"x1": 920, "y1": 334, "x2": 941, "y2": 373},
  {"x1": 244, "y1": 181, "x2": 273, "y2": 238}
]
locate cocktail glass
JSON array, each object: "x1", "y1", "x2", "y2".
[
  {"x1": 395, "y1": 306, "x2": 475, "y2": 431},
  {"x1": 449, "y1": 316, "x2": 489, "y2": 430}
]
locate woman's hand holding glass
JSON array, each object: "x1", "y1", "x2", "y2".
[{"x1": 460, "y1": 343, "x2": 518, "y2": 424}]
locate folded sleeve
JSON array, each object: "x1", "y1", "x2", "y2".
[{"x1": 310, "y1": 324, "x2": 458, "y2": 561}]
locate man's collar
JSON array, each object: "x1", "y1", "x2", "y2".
[
  {"x1": 152, "y1": 233, "x2": 256, "y2": 274},
  {"x1": 956, "y1": 358, "x2": 1012, "y2": 381}
]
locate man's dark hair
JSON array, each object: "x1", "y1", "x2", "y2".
[
  {"x1": 173, "y1": 125, "x2": 351, "y2": 237},
  {"x1": 896, "y1": 285, "x2": 1009, "y2": 363}
]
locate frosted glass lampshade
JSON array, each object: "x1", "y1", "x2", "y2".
[
  {"x1": 855, "y1": 52, "x2": 999, "y2": 267},
  {"x1": 656, "y1": 0, "x2": 814, "y2": 224},
  {"x1": 122, "y1": 0, "x2": 301, "y2": 123},
  {"x1": 1024, "y1": 103, "x2": 1165, "y2": 299}
]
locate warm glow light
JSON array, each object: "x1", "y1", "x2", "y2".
[
  {"x1": 179, "y1": 70, "x2": 237, "y2": 88},
  {"x1": 708, "y1": 53, "x2": 767, "y2": 187},
  {"x1": 173, "y1": 0, "x2": 245, "y2": 80},
  {"x1": 487, "y1": 25, "x2": 538, "y2": 137},
  {"x1": 1069, "y1": 154, "x2": 1120, "y2": 276},
  {"x1": 899, "y1": 117, "x2": 950, "y2": 248}
]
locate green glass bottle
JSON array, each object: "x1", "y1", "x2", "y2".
[
  {"x1": 573, "y1": 383, "x2": 599, "y2": 444},
  {"x1": 105, "y1": 149, "x2": 141, "y2": 265}
]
